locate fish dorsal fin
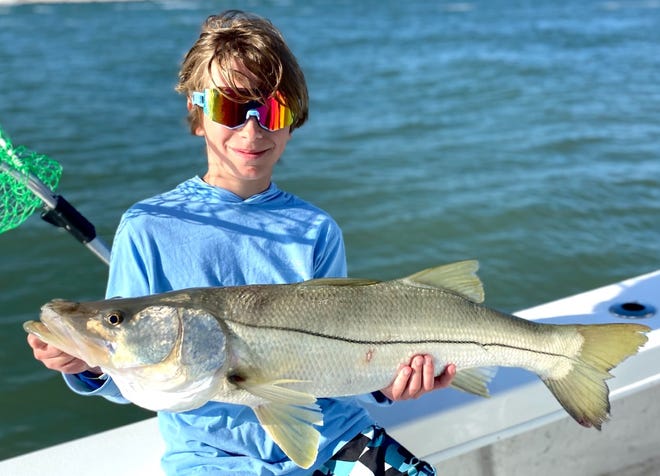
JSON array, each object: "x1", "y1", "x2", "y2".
[
  {"x1": 401, "y1": 260, "x2": 485, "y2": 303},
  {"x1": 299, "y1": 277, "x2": 380, "y2": 287},
  {"x1": 229, "y1": 377, "x2": 323, "y2": 468}
]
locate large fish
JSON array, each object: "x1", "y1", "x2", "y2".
[{"x1": 24, "y1": 260, "x2": 649, "y2": 468}]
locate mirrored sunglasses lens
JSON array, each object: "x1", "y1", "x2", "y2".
[
  {"x1": 260, "y1": 97, "x2": 294, "y2": 131},
  {"x1": 205, "y1": 89, "x2": 294, "y2": 131},
  {"x1": 207, "y1": 90, "x2": 245, "y2": 128}
]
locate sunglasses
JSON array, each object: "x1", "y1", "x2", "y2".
[{"x1": 191, "y1": 88, "x2": 294, "y2": 132}]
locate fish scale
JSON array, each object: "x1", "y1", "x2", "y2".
[{"x1": 221, "y1": 281, "x2": 580, "y2": 386}]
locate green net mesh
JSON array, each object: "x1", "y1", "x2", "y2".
[{"x1": 0, "y1": 128, "x2": 62, "y2": 233}]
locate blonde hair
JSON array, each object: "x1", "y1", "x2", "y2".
[{"x1": 176, "y1": 10, "x2": 309, "y2": 132}]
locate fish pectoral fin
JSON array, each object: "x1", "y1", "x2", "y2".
[
  {"x1": 401, "y1": 260, "x2": 485, "y2": 303},
  {"x1": 451, "y1": 367, "x2": 497, "y2": 398}
]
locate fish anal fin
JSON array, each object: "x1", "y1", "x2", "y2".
[
  {"x1": 402, "y1": 260, "x2": 485, "y2": 303},
  {"x1": 450, "y1": 367, "x2": 496, "y2": 398}
]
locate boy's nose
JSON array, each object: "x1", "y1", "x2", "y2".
[{"x1": 239, "y1": 115, "x2": 264, "y2": 137}]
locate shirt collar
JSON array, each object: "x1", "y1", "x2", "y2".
[{"x1": 192, "y1": 176, "x2": 281, "y2": 204}]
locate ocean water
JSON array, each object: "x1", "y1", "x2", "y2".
[{"x1": 0, "y1": 0, "x2": 659, "y2": 460}]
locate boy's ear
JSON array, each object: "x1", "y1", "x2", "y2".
[
  {"x1": 194, "y1": 121, "x2": 205, "y2": 137},
  {"x1": 187, "y1": 97, "x2": 205, "y2": 137}
]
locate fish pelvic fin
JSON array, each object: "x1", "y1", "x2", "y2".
[
  {"x1": 254, "y1": 402, "x2": 323, "y2": 469},
  {"x1": 401, "y1": 260, "x2": 485, "y2": 303},
  {"x1": 542, "y1": 323, "x2": 650, "y2": 430},
  {"x1": 234, "y1": 378, "x2": 323, "y2": 468}
]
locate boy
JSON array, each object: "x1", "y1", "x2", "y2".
[{"x1": 28, "y1": 10, "x2": 455, "y2": 475}]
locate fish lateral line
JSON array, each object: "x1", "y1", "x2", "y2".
[{"x1": 224, "y1": 318, "x2": 575, "y2": 359}]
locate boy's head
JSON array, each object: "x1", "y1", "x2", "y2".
[{"x1": 177, "y1": 10, "x2": 308, "y2": 134}]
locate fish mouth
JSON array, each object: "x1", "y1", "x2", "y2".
[
  {"x1": 23, "y1": 303, "x2": 108, "y2": 368},
  {"x1": 24, "y1": 304, "x2": 75, "y2": 350}
]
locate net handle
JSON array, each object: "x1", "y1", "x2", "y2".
[{"x1": 1, "y1": 161, "x2": 110, "y2": 265}]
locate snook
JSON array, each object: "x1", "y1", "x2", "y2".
[{"x1": 24, "y1": 260, "x2": 650, "y2": 469}]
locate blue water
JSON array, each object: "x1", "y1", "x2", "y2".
[{"x1": 0, "y1": 0, "x2": 659, "y2": 460}]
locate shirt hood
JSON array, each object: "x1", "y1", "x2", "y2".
[{"x1": 186, "y1": 176, "x2": 283, "y2": 205}]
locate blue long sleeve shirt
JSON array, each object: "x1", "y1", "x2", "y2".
[{"x1": 64, "y1": 177, "x2": 385, "y2": 475}]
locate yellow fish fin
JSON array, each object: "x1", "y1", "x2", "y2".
[
  {"x1": 300, "y1": 277, "x2": 381, "y2": 287},
  {"x1": 450, "y1": 367, "x2": 497, "y2": 398},
  {"x1": 541, "y1": 323, "x2": 649, "y2": 430},
  {"x1": 232, "y1": 377, "x2": 323, "y2": 468},
  {"x1": 402, "y1": 260, "x2": 485, "y2": 303},
  {"x1": 254, "y1": 402, "x2": 323, "y2": 469}
]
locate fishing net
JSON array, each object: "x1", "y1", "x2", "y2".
[{"x1": 0, "y1": 127, "x2": 62, "y2": 233}]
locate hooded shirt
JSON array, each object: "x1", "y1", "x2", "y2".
[{"x1": 64, "y1": 177, "x2": 386, "y2": 475}]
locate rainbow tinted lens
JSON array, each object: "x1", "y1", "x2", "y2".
[{"x1": 191, "y1": 88, "x2": 294, "y2": 131}]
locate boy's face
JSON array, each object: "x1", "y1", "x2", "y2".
[{"x1": 193, "y1": 61, "x2": 292, "y2": 198}]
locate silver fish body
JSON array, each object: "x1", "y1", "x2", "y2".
[{"x1": 24, "y1": 260, "x2": 650, "y2": 468}]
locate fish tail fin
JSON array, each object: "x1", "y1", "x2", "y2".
[{"x1": 542, "y1": 323, "x2": 649, "y2": 430}]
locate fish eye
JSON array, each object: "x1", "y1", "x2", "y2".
[{"x1": 105, "y1": 311, "x2": 124, "y2": 326}]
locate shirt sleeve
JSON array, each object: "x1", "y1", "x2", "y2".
[
  {"x1": 62, "y1": 213, "x2": 150, "y2": 402},
  {"x1": 105, "y1": 215, "x2": 152, "y2": 299},
  {"x1": 313, "y1": 218, "x2": 348, "y2": 279},
  {"x1": 62, "y1": 372, "x2": 130, "y2": 404}
]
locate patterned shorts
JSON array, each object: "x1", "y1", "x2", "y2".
[{"x1": 313, "y1": 426, "x2": 437, "y2": 476}]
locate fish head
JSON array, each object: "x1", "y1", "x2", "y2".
[
  {"x1": 25, "y1": 296, "x2": 187, "y2": 370},
  {"x1": 24, "y1": 293, "x2": 228, "y2": 411}
]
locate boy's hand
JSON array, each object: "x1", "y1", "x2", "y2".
[
  {"x1": 380, "y1": 355, "x2": 455, "y2": 401},
  {"x1": 27, "y1": 333, "x2": 99, "y2": 375}
]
